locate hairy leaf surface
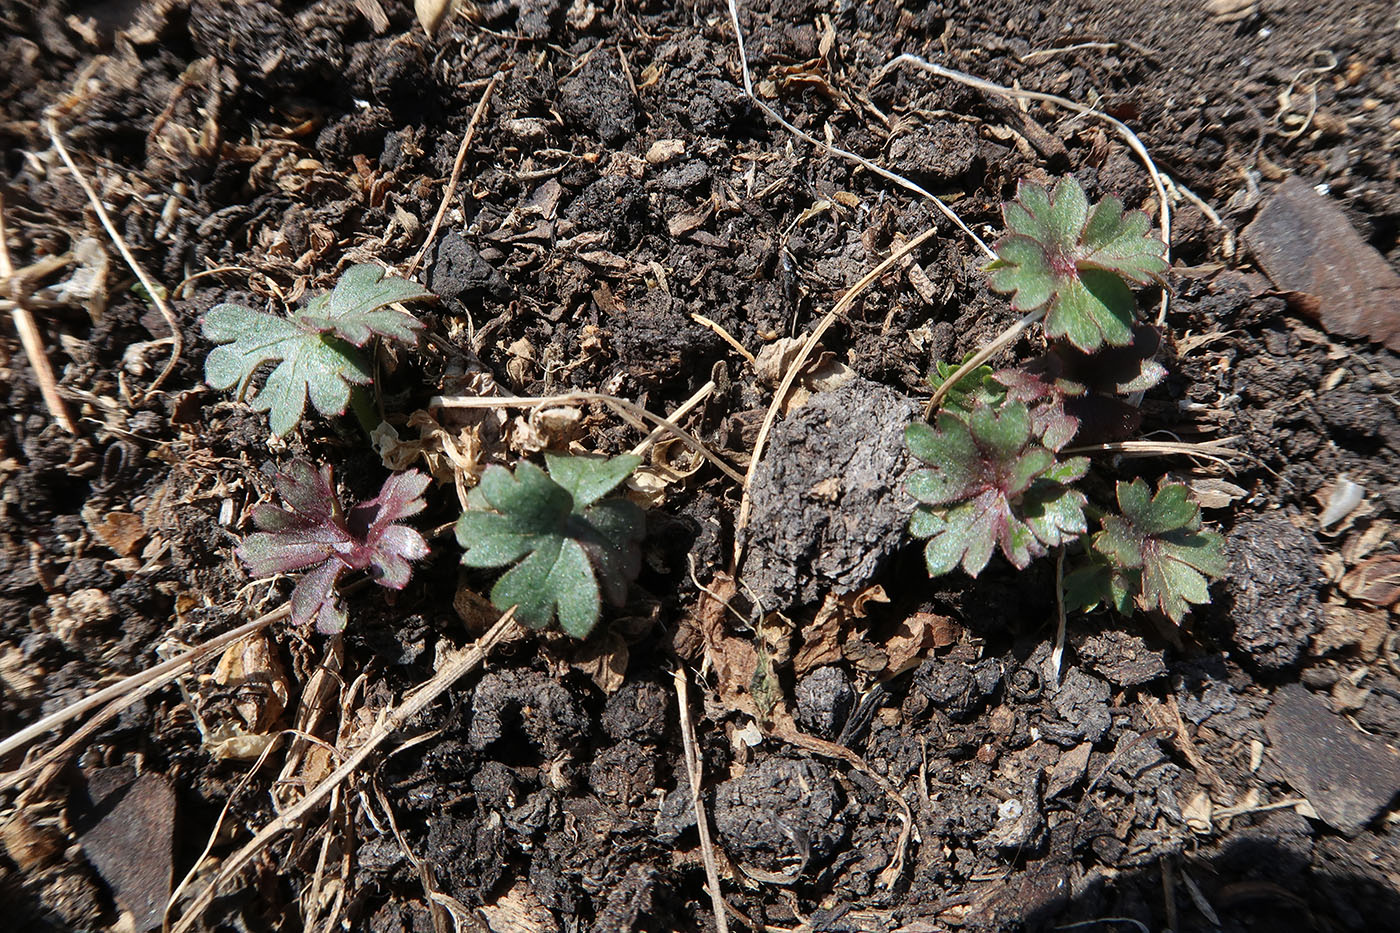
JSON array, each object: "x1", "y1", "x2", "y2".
[
  {"x1": 456, "y1": 454, "x2": 645, "y2": 637},
  {"x1": 202, "y1": 265, "x2": 433, "y2": 436}
]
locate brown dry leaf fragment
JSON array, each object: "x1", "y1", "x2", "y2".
[
  {"x1": 1339, "y1": 520, "x2": 1394, "y2": 564},
  {"x1": 667, "y1": 205, "x2": 712, "y2": 238},
  {"x1": 1243, "y1": 175, "x2": 1400, "y2": 351},
  {"x1": 83, "y1": 506, "x2": 147, "y2": 557},
  {"x1": 509, "y1": 406, "x2": 583, "y2": 456},
  {"x1": 1184, "y1": 477, "x2": 1249, "y2": 509},
  {"x1": 212, "y1": 633, "x2": 291, "y2": 732},
  {"x1": 481, "y1": 879, "x2": 561, "y2": 933},
  {"x1": 883, "y1": 611, "x2": 959, "y2": 678},
  {"x1": 0, "y1": 811, "x2": 64, "y2": 871},
  {"x1": 793, "y1": 585, "x2": 890, "y2": 677},
  {"x1": 1340, "y1": 554, "x2": 1400, "y2": 608},
  {"x1": 695, "y1": 574, "x2": 759, "y2": 716},
  {"x1": 454, "y1": 584, "x2": 500, "y2": 636},
  {"x1": 571, "y1": 628, "x2": 629, "y2": 694},
  {"x1": 1314, "y1": 602, "x2": 1390, "y2": 659}
]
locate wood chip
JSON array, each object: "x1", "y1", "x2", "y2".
[{"x1": 1243, "y1": 176, "x2": 1400, "y2": 351}]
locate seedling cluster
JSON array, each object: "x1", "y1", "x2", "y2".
[
  {"x1": 206, "y1": 178, "x2": 1224, "y2": 641},
  {"x1": 204, "y1": 265, "x2": 645, "y2": 638},
  {"x1": 906, "y1": 177, "x2": 1225, "y2": 624}
]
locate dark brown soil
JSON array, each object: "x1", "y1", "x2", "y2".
[{"x1": 2, "y1": 1, "x2": 1398, "y2": 931}]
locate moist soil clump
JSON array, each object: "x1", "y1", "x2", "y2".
[{"x1": 1, "y1": 1, "x2": 1398, "y2": 931}]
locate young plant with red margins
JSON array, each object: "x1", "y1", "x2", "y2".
[
  {"x1": 907, "y1": 175, "x2": 1225, "y2": 625},
  {"x1": 236, "y1": 460, "x2": 431, "y2": 633},
  {"x1": 987, "y1": 176, "x2": 1168, "y2": 352}
]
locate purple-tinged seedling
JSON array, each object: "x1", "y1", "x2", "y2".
[
  {"x1": 237, "y1": 460, "x2": 431, "y2": 633},
  {"x1": 908, "y1": 175, "x2": 1224, "y2": 625},
  {"x1": 906, "y1": 399, "x2": 1089, "y2": 577},
  {"x1": 987, "y1": 176, "x2": 1168, "y2": 352},
  {"x1": 1066, "y1": 478, "x2": 1227, "y2": 625}
]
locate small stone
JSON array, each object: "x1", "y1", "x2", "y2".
[
  {"x1": 645, "y1": 138, "x2": 685, "y2": 165},
  {"x1": 1243, "y1": 175, "x2": 1400, "y2": 351},
  {"x1": 1264, "y1": 683, "x2": 1400, "y2": 836}
]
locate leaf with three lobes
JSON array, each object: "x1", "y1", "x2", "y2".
[
  {"x1": 202, "y1": 264, "x2": 434, "y2": 436},
  {"x1": 236, "y1": 461, "x2": 431, "y2": 633},
  {"x1": 1094, "y1": 478, "x2": 1226, "y2": 623},
  {"x1": 986, "y1": 176, "x2": 1168, "y2": 352},
  {"x1": 905, "y1": 401, "x2": 1066, "y2": 576},
  {"x1": 456, "y1": 453, "x2": 645, "y2": 638}
]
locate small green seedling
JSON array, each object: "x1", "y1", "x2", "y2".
[
  {"x1": 906, "y1": 398, "x2": 1088, "y2": 577},
  {"x1": 908, "y1": 176, "x2": 1225, "y2": 625},
  {"x1": 1065, "y1": 479, "x2": 1226, "y2": 623},
  {"x1": 987, "y1": 176, "x2": 1168, "y2": 351},
  {"x1": 202, "y1": 264, "x2": 435, "y2": 436},
  {"x1": 236, "y1": 460, "x2": 431, "y2": 633},
  {"x1": 456, "y1": 453, "x2": 645, "y2": 638}
]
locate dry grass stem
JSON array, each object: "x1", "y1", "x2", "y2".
[
  {"x1": 170, "y1": 610, "x2": 520, "y2": 933},
  {"x1": 923, "y1": 307, "x2": 1045, "y2": 417},
  {"x1": 725, "y1": 0, "x2": 994, "y2": 259},
  {"x1": 692, "y1": 311, "x2": 757, "y2": 365},
  {"x1": 674, "y1": 668, "x2": 731, "y2": 933},
  {"x1": 1063, "y1": 438, "x2": 1242, "y2": 467},
  {"x1": 0, "y1": 605, "x2": 291, "y2": 763},
  {"x1": 1050, "y1": 548, "x2": 1067, "y2": 687},
  {"x1": 430, "y1": 390, "x2": 746, "y2": 485},
  {"x1": 44, "y1": 112, "x2": 183, "y2": 397},
  {"x1": 631, "y1": 379, "x2": 715, "y2": 458},
  {"x1": 0, "y1": 194, "x2": 79, "y2": 434},
  {"x1": 405, "y1": 72, "x2": 500, "y2": 277},
  {"x1": 733, "y1": 227, "x2": 939, "y2": 567}
]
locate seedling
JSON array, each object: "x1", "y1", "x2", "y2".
[
  {"x1": 908, "y1": 176, "x2": 1225, "y2": 624},
  {"x1": 202, "y1": 264, "x2": 435, "y2": 436},
  {"x1": 236, "y1": 460, "x2": 431, "y2": 633},
  {"x1": 456, "y1": 453, "x2": 645, "y2": 638},
  {"x1": 1065, "y1": 478, "x2": 1226, "y2": 623},
  {"x1": 987, "y1": 176, "x2": 1167, "y2": 351}
]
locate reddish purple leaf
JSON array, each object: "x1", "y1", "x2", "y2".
[{"x1": 236, "y1": 461, "x2": 431, "y2": 633}]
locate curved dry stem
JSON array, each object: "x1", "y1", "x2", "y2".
[
  {"x1": 732, "y1": 227, "x2": 939, "y2": 570},
  {"x1": 1062, "y1": 437, "x2": 1244, "y2": 468},
  {"x1": 922, "y1": 307, "x2": 1045, "y2": 418},
  {"x1": 725, "y1": 0, "x2": 995, "y2": 259},
  {"x1": 44, "y1": 112, "x2": 183, "y2": 398},
  {"x1": 429, "y1": 390, "x2": 746, "y2": 486},
  {"x1": 170, "y1": 610, "x2": 520, "y2": 933},
  {"x1": 404, "y1": 72, "x2": 500, "y2": 277},
  {"x1": 877, "y1": 53, "x2": 1178, "y2": 324}
]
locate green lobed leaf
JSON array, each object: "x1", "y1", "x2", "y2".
[
  {"x1": 906, "y1": 397, "x2": 1085, "y2": 576},
  {"x1": 1093, "y1": 478, "x2": 1227, "y2": 623},
  {"x1": 1062, "y1": 555, "x2": 1136, "y2": 617},
  {"x1": 456, "y1": 454, "x2": 645, "y2": 637},
  {"x1": 544, "y1": 452, "x2": 642, "y2": 509},
  {"x1": 201, "y1": 265, "x2": 433, "y2": 437},
  {"x1": 987, "y1": 177, "x2": 1168, "y2": 353},
  {"x1": 297, "y1": 263, "x2": 433, "y2": 345},
  {"x1": 1023, "y1": 481, "x2": 1088, "y2": 548}
]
